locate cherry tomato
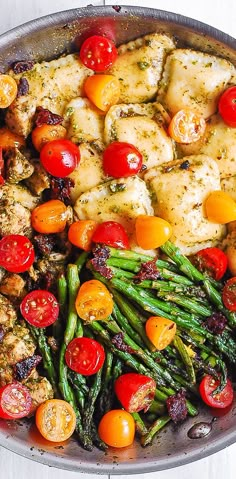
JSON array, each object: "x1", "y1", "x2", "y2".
[
  {"x1": 218, "y1": 86, "x2": 236, "y2": 127},
  {"x1": 145, "y1": 316, "x2": 176, "y2": 350},
  {"x1": 68, "y1": 220, "x2": 98, "y2": 251},
  {"x1": 20, "y1": 290, "x2": 59, "y2": 327},
  {"x1": 205, "y1": 190, "x2": 236, "y2": 224},
  {"x1": 0, "y1": 74, "x2": 18, "y2": 108},
  {"x1": 80, "y1": 35, "x2": 117, "y2": 72},
  {"x1": 31, "y1": 199, "x2": 68, "y2": 234},
  {"x1": 84, "y1": 74, "x2": 120, "y2": 112},
  {"x1": 98, "y1": 409, "x2": 135, "y2": 448},
  {"x1": 40, "y1": 139, "x2": 80, "y2": 177},
  {"x1": 222, "y1": 277, "x2": 236, "y2": 311},
  {"x1": 103, "y1": 141, "x2": 143, "y2": 178},
  {"x1": 0, "y1": 127, "x2": 25, "y2": 149},
  {"x1": 168, "y1": 109, "x2": 206, "y2": 144},
  {"x1": 0, "y1": 383, "x2": 32, "y2": 419},
  {"x1": 114, "y1": 373, "x2": 156, "y2": 413},
  {"x1": 75, "y1": 279, "x2": 113, "y2": 322},
  {"x1": 135, "y1": 215, "x2": 172, "y2": 250},
  {"x1": 35, "y1": 399, "x2": 76, "y2": 442},
  {"x1": 0, "y1": 147, "x2": 4, "y2": 185},
  {"x1": 65, "y1": 337, "x2": 105, "y2": 376},
  {"x1": 0, "y1": 234, "x2": 35, "y2": 273},
  {"x1": 199, "y1": 375, "x2": 234, "y2": 409},
  {"x1": 193, "y1": 247, "x2": 228, "y2": 281},
  {"x1": 32, "y1": 124, "x2": 67, "y2": 152},
  {"x1": 92, "y1": 221, "x2": 130, "y2": 249}
]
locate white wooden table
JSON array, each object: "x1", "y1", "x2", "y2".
[{"x1": 0, "y1": 0, "x2": 236, "y2": 478}]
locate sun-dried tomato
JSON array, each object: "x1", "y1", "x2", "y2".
[
  {"x1": 133, "y1": 259, "x2": 161, "y2": 283},
  {"x1": 13, "y1": 354, "x2": 42, "y2": 381},
  {"x1": 205, "y1": 312, "x2": 227, "y2": 335},
  {"x1": 111, "y1": 332, "x2": 135, "y2": 353},
  {"x1": 90, "y1": 244, "x2": 113, "y2": 279},
  {"x1": 17, "y1": 77, "x2": 29, "y2": 97},
  {"x1": 166, "y1": 389, "x2": 188, "y2": 423},
  {"x1": 35, "y1": 106, "x2": 64, "y2": 127},
  {"x1": 49, "y1": 176, "x2": 74, "y2": 205},
  {"x1": 12, "y1": 60, "x2": 35, "y2": 74},
  {"x1": 34, "y1": 234, "x2": 56, "y2": 256}
]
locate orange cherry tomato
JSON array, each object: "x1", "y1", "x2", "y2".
[
  {"x1": 35, "y1": 399, "x2": 76, "y2": 442},
  {"x1": 32, "y1": 124, "x2": 67, "y2": 152},
  {"x1": 0, "y1": 75, "x2": 18, "y2": 108},
  {"x1": 84, "y1": 74, "x2": 120, "y2": 112},
  {"x1": 0, "y1": 127, "x2": 25, "y2": 149},
  {"x1": 145, "y1": 316, "x2": 176, "y2": 350},
  {"x1": 135, "y1": 215, "x2": 172, "y2": 250},
  {"x1": 31, "y1": 199, "x2": 68, "y2": 234},
  {"x1": 168, "y1": 109, "x2": 206, "y2": 144},
  {"x1": 98, "y1": 409, "x2": 135, "y2": 448},
  {"x1": 205, "y1": 191, "x2": 236, "y2": 224},
  {"x1": 75, "y1": 279, "x2": 113, "y2": 322},
  {"x1": 68, "y1": 220, "x2": 98, "y2": 251}
]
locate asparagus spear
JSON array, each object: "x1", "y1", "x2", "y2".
[
  {"x1": 29, "y1": 326, "x2": 59, "y2": 396},
  {"x1": 141, "y1": 415, "x2": 171, "y2": 447}
]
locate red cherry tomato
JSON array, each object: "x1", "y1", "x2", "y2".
[
  {"x1": 199, "y1": 375, "x2": 234, "y2": 409},
  {"x1": 103, "y1": 142, "x2": 143, "y2": 178},
  {"x1": 114, "y1": 373, "x2": 156, "y2": 413},
  {"x1": 65, "y1": 337, "x2": 105, "y2": 376},
  {"x1": 222, "y1": 277, "x2": 236, "y2": 311},
  {"x1": 193, "y1": 247, "x2": 228, "y2": 281},
  {"x1": 79, "y1": 35, "x2": 117, "y2": 72},
  {"x1": 20, "y1": 290, "x2": 59, "y2": 327},
  {"x1": 92, "y1": 221, "x2": 130, "y2": 249},
  {"x1": 218, "y1": 86, "x2": 236, "y2": 127},
  {"x1": 0, "y1": 234, "x2": 35, "y2": 273},
  {"x1": 0, "y1": 383, "x2": 32, "y2": 419},
  {"x1": 40, "y1": 139, "x2": 80, "y2": 177}
]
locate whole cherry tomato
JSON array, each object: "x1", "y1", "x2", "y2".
[
  {"x1": 65, "y1": 337, "x2": 105, "y2": 376},
  {"x1": 199, "y1": 375, "x2": 234, "y2": 409},
  {"x1": 168, "y1": 109, "x2": 206, "y2": 143},
  {"x1": 218, "y1": 86, "x2": 236, "y2": 127},
  {"x1": 20, "y1": 290, "x2": 59, "y2": 327},
  {"x1": 135, "y1": 215, "x2": 172, "y2": 250},
  {"x1": 31, "y1": 199, "x2": 68, "y2": 234},
  {"x1": 92, "y1": 221, "x2": 130, "y2": 249},
  {"x1": 114, "y1": 373, "x2": 156, "y2": 413},
  {"x1": 0, "y1": 234, "x2": 35, "y2": 273},
  {"x1": 40, "y1": 139, "x2": 80, "y2": 177},
  {"x1": 103, "y1": 141, "x2": 143, "y2": 178},
  {"x1": 98, "y1": 409, "x2": 135, "y2": 448},
  {"x1": 36, "y1": 399, "x2": 76, "y2": 442},
  {"x1": 205, "y1": 190, "x2": 236, "y2": 224},
  {"x1": 222, "y1": 277, "x2": 236, "y2": 311},
  {"x1": 79, "y1": 35, "x2": 117, "y2": 71},
  {"x1": 32, "y1": 124, "x2": 67, "y2": 152},
  {"x1": 0, "y1": 383, "x2": 32, "y2": 419},
  {"x1": 193, "y1": 247, "x2": 228, "y2": 281}
]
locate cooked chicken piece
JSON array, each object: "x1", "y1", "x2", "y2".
[
  {"x1": 25, "y1": 160, "x2": 50, "y2": 195},
  {"x1": 25, "y1": 376, "x2": 54, "y2": 412},
  {"x1": 36, "y1": 252, "x2": 68, "y2": 276},
  {"x1": 144, "y1": 155, "x2": 226, "y2": 255},
  {"x1": 157, "y1": 49, "x2": 235, "y2": 118},
  {"x1": 108, "y1": 33, "x2": 175, "y2": 103},
  {"x1": 0, "y1": 182, "x2": 39, "y2": 210},
  {"x1": 0, "y1": 323, "x2": 36, "y2": 367},
  {"x1": 5, "y1": 148, "x2": 34, "y2": 183},
  {"x1": 5, "y1": 54, "x2": 93, "y2": 137},
  {"x1": 0, "y1": 365, "x2": 14, "y2": 387},
  {"x1": 69, "y1": 142, "x2": 107, "y2": 203},
  {"x1": 0, "y1": 199, "x2": 32, "y2": 237},
  {"x1": 0, "y1": 293, "x2": 17, "y2": 330},
  {"x1": 0, "y1": 268, "x2": 6, "y2": 283},
  {"x1": 0, "y1": 274, "x2": 26, "y2": 299},
  {"x1": 66, "y1": 98, "x2": 105, "y2": 143}
]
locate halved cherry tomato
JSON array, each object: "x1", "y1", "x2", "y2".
[
  {"x1": 32, "y1": 124, "x2": 67, "y2": 152},
  {"x1": 31, "y1": 199, "x2": 68, "y2": 234},
  {"x1": 199, "y1": 375, "x2": 234, "y2": 409},
  {"x1": 20, "y1": 290, "x2": 59, "y2": 327},
  {"x1": 98, "y1": 409, "x2": 135, "y2": 448},
  {"x1": 0, "y1": 74, "x2": 18, "y2": 108},
  {"x1": 84, "y1": 74, "x2": 120, "y2": 112},
  {"x1": 0, "y1": 127, "x2": 25, "y2": 149},
  {"x1": 135, "y1": 215, "x2": 172, "y2": 250},
  {"x1": 218, "y1": 86, "x2": 236, "y2": 127},
  {"x1": 205, "y1": 190, "x2": 236, "y2": 224},
  {"x1": 114, "y1": 373, "x2": 156, "y2": 413},
  {"x1": 193, "y1": 247, "x2": 228, "y2": 281},
  {"x1": 40, "y1": 139, "x2": 80, "y2": 177},
  {"x1": 75, "y1": 279, "x2": 113, "y2": 322},
  {"x1": 92, "y1": 221, "x2": 130, "y2": 249},
  {"x1": 0, "y1": 147, "x2": 4, "y2": 185},
  {"x1": 65, "y1": 337, "x2": 105, "y2": 376},
  {"x1": 35, "y1": 399, "x2": 76, "y2": 442},
  {"x1": 103, "y1": 141, "x2": 143, "y2": 178},
  {"x1": 222, "y1": 277, "x2": 236, "y2": 311},
  {"x1": 168, "y1": 109, "x2": 206, "y2": 144},
  {"x1": 0, "y1": 234, "x2": 35, "y2": 273},
  {"x1": 80, "y1": 35, "x2": 117, "y2": 72},
  {"x1": 145, "y1": 316, "x2": 176, "y2": 350},
  {"x1": 0, "y1": 383, "x2": 32, "y2": 419},
  {"x1": 68, "y1": 220, "x2": 98, "y2": 251}
]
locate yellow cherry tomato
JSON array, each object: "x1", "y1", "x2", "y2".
[
  {"x1": 84, "y1": 74, "x2": 120, "y2": 111},
  {"x1": 205, "y1": 190, "x2": 236, "y2": 224},
  {"x1": 0, "y1": 127, "x2": 25, "y2": 149},
  {"x1": 32, "y1": 124, "x2": 67, "y2": 152},
  {"x1": 145, "y1": 316, "x2": 176, "y2": 350},
  {"x1": 98, "y1": 409, "x2": 135, "y2": 448},
  {"x1": 0, "y1": 75, "x2": 18, "y2": 108},
  {"x1": 135, "y1": 215, "x2": 172, "y2": 250},
  {"x1": 31, "y1": 199, "x2": 68, "y2": 233},
  {"x1": 75, "y1": 279, "x2": 113, "y2": 322},
  {"x1": 35, "y1": 399, "x2": 76, "y2": 442},
  {"x1": 168, "y1": 109, "x2": 206, "y2": 144}
]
